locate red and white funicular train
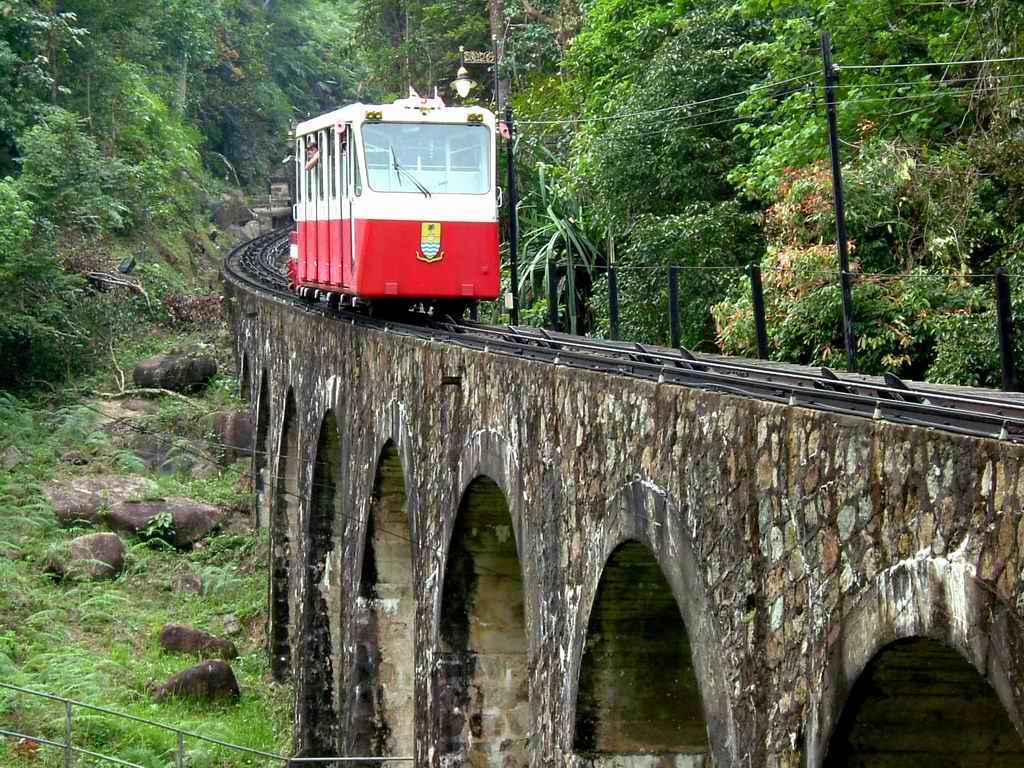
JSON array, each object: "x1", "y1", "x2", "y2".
[{"x1": 289, "y1": 95, "x2": 500, "y2": 316}]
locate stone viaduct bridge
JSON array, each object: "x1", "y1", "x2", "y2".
[{"x1": 227, "y1": 272, "x2": 1024, "y2": 767}]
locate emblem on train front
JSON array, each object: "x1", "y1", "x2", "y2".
[{"x1": 417, "y1": 222, "x2": 443, "y2": 263}]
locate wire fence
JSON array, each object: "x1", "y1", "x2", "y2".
[
  {"x1": 496, "y1": 258, "x2": 1019, "y2": 391},
  {"x1": 0, "y1": 682, "x2": 412, "y2": 768}
]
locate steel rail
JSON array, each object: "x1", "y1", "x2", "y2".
[
  {"x1": 440, "y1": 324, "x2": 1024, "y2": 433},
  {"x1": 224, "y1": 232, "x2": 1024, "y2": 445}
]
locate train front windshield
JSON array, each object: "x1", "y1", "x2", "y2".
[{"x1": 362, "y1": 123, "x2": 491, "y2": 195}]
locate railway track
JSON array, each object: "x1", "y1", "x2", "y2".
[{"x1": 225, "y1": 230, "x2": 1024, "y2": 445}]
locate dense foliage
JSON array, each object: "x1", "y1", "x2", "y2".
[
  {"x1": 478, "y1": 0, "x2": 1024, "y2": 384},
  {"x1": 4, "y1": 0, "x2": 1023, "y2": 389},
  {"x1": 358, "y1": 0, "x2": 492, "y2": 100},
  {"x1": 0, "y1": 0, "x2": 361, "y2": 389}
]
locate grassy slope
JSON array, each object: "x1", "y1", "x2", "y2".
[{"x1": 0, "y1": 292, "x2": 293, "y2": 765}]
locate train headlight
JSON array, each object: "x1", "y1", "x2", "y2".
[
  {"x1": 365, "y1": 110, "x2": 383, "y2": 121},
  {"x1": 467, "y1": 113, "x2": 484, "y2": 124}
]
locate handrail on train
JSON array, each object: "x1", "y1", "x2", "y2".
[{"x1": 0, "y1": 681, "x2": 412, "y2": 766}]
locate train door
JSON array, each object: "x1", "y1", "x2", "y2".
[
  {"x1": 302, "y1": 133, "x2": 317, "y2": 282},
  {"x1": 345, "y1": 128, "x2": 361, "y2": 287},
  {"x1": 295, "y1": 134, "x2": 309, "y2": 283},
  {"x1": 328, "y1": 127, "x2": 343, "y2": 287},
  {"x1": 316, "y1": 129, "x2": 330, "y2": 285},
  {"x1": 339, "y1": 124, "x2": 354, "y2": 289}
]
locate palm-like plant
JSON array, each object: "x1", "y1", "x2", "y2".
[{"x1": 516, "y1": 153, "x2": 603, "y2": 334}]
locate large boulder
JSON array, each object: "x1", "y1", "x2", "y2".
[
  {"x1": 171, "y1": 570, "x2": 204, "y2": 595},
  {"x1": 42, "y1": 475, "x2": 157, "y2": 528},
  {"x1": 46, "y1": 533, "x2": 125, "y2": 581},
  {"x1": 130, "y1": 434, "x2": 218, "y2": 478},
  {"x1": 133, "y1": 353, "x2": 217, "y2": 393},
  {"x1": 208, "y1": 410, "x2": 254, "y2": 464},
  {"x1": 153, "y1": 660, "x2": 240, "y2": 703},
  {"x1": 212, "y1": 193, "x2": 255, "y2": 229},
  {"x1": 107, "y1": 497, "x2": 221, "y2": 547},
  {"x1": 159, "y1": 624, "x2": 238, "y2": 660},
  {"x1": 3, "y1": 446, "x2": 25, "y2": 471}
]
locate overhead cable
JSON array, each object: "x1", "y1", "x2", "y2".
[
  {"x1": 515, "y1": 72, "x2": 817, "y2": 126},
  {"x1": 839, "y1": 55, "x2": 1024, "y2": 71}
]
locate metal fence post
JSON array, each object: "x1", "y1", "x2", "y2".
[
  {"x1": 997, "y1": 268, "x2": 1019, "y2": 391},
  {"x1": 821, "y1": 30, "x2": 858, "y2": 371},
  {"x1": 748, "y1": 263, "x2": 769, "y2": 359},
  {"x1": 668, "y1": 266, "x2": 682, "y2": 349},
  {"x1": 505, "y1": 105, "x2": 520, "y2": 326},
  {"x1": 608, "y1": 264, "x2": 620, "y2": 341},
  {"x1": 176, "y1": 731, "x2": 185, "y2": 768},
  {"x1": 64, "y1": 701, "x2": 73, "y2": 768},
  {"x1": 547, "y1": 259, "x2": 559, "y2": 330}
]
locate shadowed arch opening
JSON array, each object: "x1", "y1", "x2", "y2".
[
  {"x1": 824, "y1": 636, "x2": 1024, "y2": 765},
  {"x1": 301, "y1": 411, "x2": 341, "y2": 756},
  {"x1": 574, "y1": 540, "x2": 708, "y2": 762},
  {"x1": 438, "y1": 476, "x2": 529, "y2": 767},
  {"x1": 253, "y1": 373, "x2": 271, "y2": 528},
  {"x1": 350, "y1": 442, "x2": 415, "y2": 758},
  {"x1": 270, "y1": 390, "x2": 298, "y2": 682}
]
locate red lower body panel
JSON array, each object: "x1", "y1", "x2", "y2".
[
  {"x1": 317, "y1": 220, "x2": 330, "y2": 284},
  {"x1": 330, "y1": 221, "x2": 343, "y2": 286},
  {"x1": 296, "y1": 218, "x2": 499, "y2": 301}
]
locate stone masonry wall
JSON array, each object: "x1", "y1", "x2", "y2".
[{"x1": 228, "y1": 282, "x2": 1024, "y2": 767}]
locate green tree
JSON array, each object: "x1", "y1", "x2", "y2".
[
  {"x1": 18, "y1": 107, "x2": 131, "y2": 232},
  {"x1": 0, "y1": 177, "x2": 83, "y2": 388},
  {"x1": 358, "y1": 0, "x2": 490, "y2": 100}
]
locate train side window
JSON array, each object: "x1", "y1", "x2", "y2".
[
  {"x1": 305, "y1": 136, "x2": 313, "y2": 202},
  {"x1": 295, "y1": 139, "x2": 302, "y2": 207},
  {"x1": 324, "y1": 130, "x2": 332, "y2": 200},
  {"x1": 345, "y1": 130, "x2": 353, "y2": 194},
  {"x1": 330, "y1": 128, "x2": 338, "y2": 200},
  {"x1": 318, "y1": 130, "x2": 326, "y2": 201},
  {"x1": 352, "y1": 137, "x2": 362, "y2": 197}
]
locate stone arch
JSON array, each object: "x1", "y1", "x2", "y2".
[
  {"x1": 348, "y1": 439, "x2": 416, "y2": 759},
  {"x1": 270, "y1": 387, "x2": 299, "y2": 682},
  {"x1": 437, "y1": 474, "x2": 530, "y2": 767},
  {"x1": 433, "y1": 428, "x2": 530, "y2": 641},
  {"x1": 573, "y1": 538, "x2": 708, "y2": 761},
  {"x1": 823, "y1": 636, "x2": 1024, "y2": 765},
  {"x1": 300, "y1": 409, "x2": 342, "y2": 756},
  {"x1": 367, "y1": 398, "x2": 419, "y2": 543},
  {"x1": 566, "y1": 479, "x2": 733, "y2": 764},
  {"x1": 806, "y1": 554, "x2": 1024, "y2": 767},
  {"x1": 239, "y1": 352, "x2": 251, "y2": 402},
  {"x1": 253, "y1": 371, "x2": 272, "y2": 528}
]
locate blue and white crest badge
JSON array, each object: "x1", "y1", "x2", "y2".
[{"x1": 417, "y1": 222, "x2": 443, "y2": 263}]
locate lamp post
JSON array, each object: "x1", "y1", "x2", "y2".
[
  {"x1": 504, "y1": 104, "x2": 520, "y2": 325},
  {"x1": 451, "y1": 47, "x2": 478, "y2": 100},
  {"x1": 451, "y1": 42, "x2": 518, "y2": 324}
]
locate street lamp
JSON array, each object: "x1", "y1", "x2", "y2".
[{"x1": 451, "y1": 46, "x2": 477, "y2": 99}]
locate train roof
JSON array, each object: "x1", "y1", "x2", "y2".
[{"x1": 296, "y1": 97, "x2": 495, "y2": 136}]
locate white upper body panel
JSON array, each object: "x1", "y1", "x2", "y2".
[{"x1": 295, "y1": 98, "x2": 499, "y2": 224}]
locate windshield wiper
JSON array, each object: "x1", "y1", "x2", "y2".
[{"x1": 389, "y1": 145, "x2": 431, "y2": 198}]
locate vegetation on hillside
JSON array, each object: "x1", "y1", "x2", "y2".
[
  {"x1": 0, "y1": 327, "x2": 292, "y2": 767},
  {"x1": 0, "y1": 0, "x2": 362, "y2": 390},
  {"x1": 361, "y1": 0, "x2": 1024, "y2": 385},
  {"x1": 1, "y1": 0, "x2": 1021, "y2": 762},
  {"x1": 5, "y1": 0, "x2": 1019, "y2": 389}
]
